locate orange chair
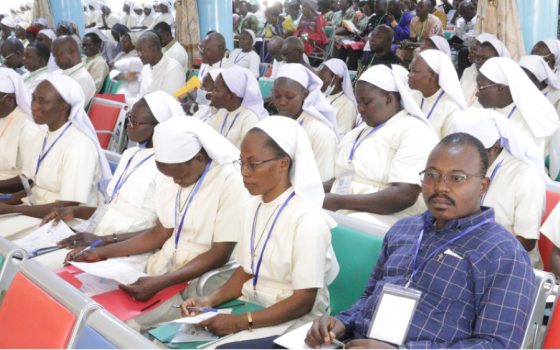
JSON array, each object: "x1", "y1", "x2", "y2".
[
  {"x1": 87, "y1": 97, "x2": 129, "y2": 153},
  {"x1": 540, "y1": 191, "x2": 560, "y2": 272}
]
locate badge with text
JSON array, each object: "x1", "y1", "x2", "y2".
[
  {"x1": 81, "y1": 207, "x2": 109, "y2": 234},
  {"x1": 335, "y1": 172, "x2": 354, "y2": 195},
  {"x1": 19, "y1": 174, "x2": 36, "y2": 206}
]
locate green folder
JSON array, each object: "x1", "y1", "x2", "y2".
[{"x1": 148, "y1": 300, "x2": 265, "y2": 349}]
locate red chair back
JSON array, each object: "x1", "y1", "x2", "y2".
[
  {"x1": 88, "y1": 100, "x2": 121, "y2": 149},
  {"x1": 540, "y1": 191, "x2": 560, "y2": 272},
  {"x1": 544, "y1": 296, "x2": 560, "y2": 348},
  {"x1": 94, "y1": 94, "x2": 126, "y2": 103},
  {"x1": 0, "y1": 273, "x2": 77, "y2": 348}
]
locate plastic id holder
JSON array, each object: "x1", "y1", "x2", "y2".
[
  {"x1": 81, "y1": 207, "x2": 109, "y2": 233},
  {"x1": 367, "y1": 283, "x2": 422, "y2": 345},
  {"x1": 335, "y1": 172, "x2": 354, "y2": 195},
  {"x1": 19, "y1": 174, "x2": 36, "y2": 206}
]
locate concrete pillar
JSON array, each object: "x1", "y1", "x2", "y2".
[
  {"x1": 49, "y1": 0, "x2": 86, "y2": 38},
  {"x1": 516, "y1": 0, "x2": 559, "y2": 54},
  {"x1": 197, "y1": 0, "x2": 234, "y2": 50}
]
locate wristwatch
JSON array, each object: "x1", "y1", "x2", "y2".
[
  {"x1": 112, "y1": 232, "x2": 118, "y2": 244},
  {"x1": 247, "y1": 312, "x2": 253, "y2": 332}
]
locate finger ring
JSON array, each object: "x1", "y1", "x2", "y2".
[
  {"x1": 204, "y1": 326, "x2": 209, "y2": 331},
  {"x1": 73, "y1": 240, "x2": 76, "y2": 246}
]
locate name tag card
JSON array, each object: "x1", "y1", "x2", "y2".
[
  {"x1": 19, "y1": 174, "x2": 36, "y2": 206},
  {"x1": 81, "y1": 207, "x2": 109, "y2": 234},
  {"x1": 335, "y1": 172, "x2": 354, "y2": 195},
  {"x1": 367, "y1": 283, "x2": 421, "y2": 345}
]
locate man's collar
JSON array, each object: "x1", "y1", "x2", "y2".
[
  {"x1": 422, "y1": 207, "x2": 496, "y2": 232},
  {"x1": 151, "y1": 55, "x2": 165, "y2": 69},
  {"x1": 164, "y1": 38, "x2": 176, "y2": 51}
]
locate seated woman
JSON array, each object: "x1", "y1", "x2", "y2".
[
  {"x1": 82, "y1": 32, "x2": 109, "y2": 94},
  {"x1": 108, "y1": 32, "x2": 138, "y2": 69},
  {"x1": 0, "y1": 75, "x2": 111, "y2": 239},
  {"x1": 66, "y1": 117, "x2": 247, "y2": 330},
  {"x1": 55, "y1": 21, "x2": 81, "y2": 46},
  {"x1": 0, "y1": 69, "x2": 39, "y2": 182},
  {"x1": 208, "y1": 66, "x2": 267, "y2": 149},
  {"x1": 295, "y1": 0, "x2": 328, "y2": 57},
  {"x1": 323, "y1": 64, "x2": 439, "y2": 227},
  {"x1": 180, "y1": 116, "x2": 339, "y2": 348},
  {"x1": 192, "y1": 69, "x2": 223, "y2": 122},
  {"x1": 274, "y1": 64, "x2": 339, "y2": 181},
  {"x1": 261, "y1": 7, "x2": 297, "y2": 39},
  {"x1": 37, "y1": 28, "x2": 58, "y2": 71},
  {"x1": 419, "y1": 35, "x2": 451, "y2": 58},
  {"x1": 228, "y1": 29, "x2": 260, "y2": 79},
  {"x1": 35, "y1": 91, "x2": 184, "y2": 269},
  {"x1": 318, "y1": 58, "x2": 358, "y2": 137}
]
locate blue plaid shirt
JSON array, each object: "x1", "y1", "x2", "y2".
[{"x1": 336, "y1": 207, "x2": 535, "y2": 349}]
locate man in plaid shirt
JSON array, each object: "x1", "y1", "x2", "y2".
[{"x1": 306, "y1": 133, "x2": 536, "y2": 349}]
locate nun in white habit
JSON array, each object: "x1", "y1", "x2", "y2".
[
  {"x1": 542, "y1": 39, "x2": 560, "y2": 80},
  {"x1": 453, "y1": 109, "x2": 547, "y2": 268},
  {"x1": 179, "y1": 116, "x2": 339, "y2": 347},
  {"x1": 192, "y1": 68, "x2": 223, "y2": 122},
  {"x1": 38, "y1": 29, "x2": 59, "y2": 72},
  {"x1": 274, "y1": 63, "x2": 339, "y2": 182},
  {"x1": 460, "y1": 33, "x2": 498, "y2": 107},
  {"x1": 409, "y1": 49, "x2": 467, "y2": 139},
  {"x1": 0, "y1": 69, "x2": 39, "y2": 181},
  {"x1": 0, "y1": 74, "x2": 110, "y2": 240},
  {"x1": 321, "y1": 58, "x2": 358, "y2": 137},
  {"x1": 87, "y1": 0, "x2": 103, "y2": 26},
  {"x1": 324, "y1": 64, "x2": 439, "y2": 227},
  {"x1": 208, "y1": 66, "x2": 265, "y2": 149},
  {"x1": 424, "y1": 35, "x2": 451, "y2": 58},
  {"x1": 478, "y1": 57, "x2": 560, "y2": 161}
]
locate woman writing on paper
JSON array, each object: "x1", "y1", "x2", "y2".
[{"x1": 180, "y1": 116, "x2": 339, "y2": 348}]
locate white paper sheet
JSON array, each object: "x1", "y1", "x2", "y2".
[
  {"x1": 13, "y1": 220, "x2": 74, "y2": 255},
  {"x1": 0, "y1": 213, "x2": 21, "y2": 218},
  {"x1": 70, "y1": 259, "x2": 149, "y2": 285},
  {"x1": 342, "y1": 40, "x2": 356, "y2": 45},
  {"x1": 344, "y1": 20, "x2": 359, "y2": 33},
  {"x1": 171, "y1": 324, "x2": 219, "y2": 343},
  {"x1": 160, "y1": 310, "x2": 232, "y2": 325},
  {"x1": 111, "y1": 254, "x2": 150, "y2": 273},
  {"x1": 274, "y1": 323, "x2": 338, "y2": 349},
  {"x1": 76, "y1": 272, "x2": 120, "y2": 297}
]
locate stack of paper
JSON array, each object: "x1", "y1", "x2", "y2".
[
  {"x1": 70, "y1": 259, "x2": 149, "y2": 285},
  {"x1": 13, "y1": 221, "x2": 74, "y2": 255},
  {"x1": 75, "y1": 273, "x2": 120, "y2": 297},
  {"x1": 274, "y1": 323, "x2": 339, "y2": 349},
  {"x1": 171, "y1": 325, "x2": 218, "y2": 343},
  {"x1": 160, "y1": 309, "x2": 232, "y2": 326}
]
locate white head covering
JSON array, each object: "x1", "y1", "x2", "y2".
[
  {"x1": 38, "y1": 28, "x2": 56, "y2": 41},
  {"x1": 158, "y1": 0, "x2": 172, "y2": 10},
  {"x1": 34, "y1": 18, "x2": 48, "y2": 27},
  {"x1": 358, "y1": 64, "x2": 432, "y2": 128},
  {"x1": 1, "y1": 17, "x2": 17, "y2": 28},
  {"x1": 208, "y1": 67, "x2": 224, "y2": 81},
  {"x1": 88, "y1": 0, "x2": 102, "y2": 13},
  {"x1": 484, "y1": 38, "x2": 511, "y2": 59},
  {"x1": 85, "y1": 27, "x2": 109, "y2": 42},
  {"x1": 453, "y1": 108, "x2": 549, "y2": 183},
  {"x1": 323, "y1": 58, "x2": 357, "y2": 110},
  {"x1": 123, "y1": 1, "x2": 135, "y2": 14},
  {"x1": 241, "y1": 29, "x2": 256, "y2": 45},
  {"x1": 17, "y1": 22, "x2": 29, "y2": 30},
  {"x1": 418, "y1": 50, "x2": 468, "y2": 110},
  {"x1": 153, "y1": 116, "x2": 239, "y2": 164},
  {"x1": 518, "y1": 55, "x2": 560, "y2": 90},
  {"x1": 475, "y1": 33, "x2": 497, "y2": 44},
  {"x1": 427, "y1": 36, "x2": 451, "y2": 58},
  {"x1": 133, "y1": 3, "x2": 143, "y2": 10},
  {"x1": 0, "y1": 68, "x2": 32, "y2": 115},
  {"x1": 479, "y1": 57, "x2": 560, "y2": 138},
  {"x1": 543, "y1": 39, "x2": 560, "y2": 70},
  {"x1": 391, "y1": 64, "x2": 410, "y2": 88},
  {"x1": 143, "y1": 91, "x2": 185, "y2": 122},
  {"x1": 277, "y1": 63, "x2": 339, "y2": 137},
  {"x1": 43, "y1": 74, "x2": 112, "y2": 195},
  {"x1": 220, "y1": 66, "x2": 269, "y2": 121}
]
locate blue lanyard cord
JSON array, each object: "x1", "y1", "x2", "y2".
[
  {"x1": 299, "y1": 118, "x2": 305, "y2": 126},
  {"x1": 200, "y1": 109, "x2": 217, "y2": 123},
  {"x1": 348, "y1": 121, "x2": 387, "y2": 162},
  {"x1": 35, "y1": 122, "x2": 73, "y2": 176},
  {"x1": 545, "y1": 91, "x2": 549, "y2": 97},
  {"x1": 507, "y1": 106, "x2": 517, "y2": 119},
  {"x1": 424, "y1": 91, "x2": 445, "y2": 120},
  {"x1": 251, "y1": 192, "x2": 296, "y2": 291},
  {"x1": 109, "y1": 150, "x2": 155, "y2": 202},
  {"x1": 234, "y1": 51, "x2": 249, "y2": 64},
  {"x1": 480, "y1": 159, "x2": 503, "y2": 205},
  {"x1": 173, "y1": 160, "x2": 213, "y2": 250},
  {"x1": 355, "y1": 118, "x2": 363, "y2": 128},
  {"x1": 220, "y1": 112, "x2": 241, "y2": 137},
  {"x1": 408, "y1": 218, "x2": 494, "y2": 286},
  {"x1": 329, "y1": 91, "x2": 345, "y2": 105}
]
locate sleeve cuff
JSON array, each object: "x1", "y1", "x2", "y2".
[{"x1": 391, "y1": 21, "x2": 398, "y2": 27}]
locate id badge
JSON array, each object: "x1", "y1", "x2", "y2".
[
  {"x1": 335, "y1": 172, "x2": 354, "y2": 195},
  {"x1": 367, "y1": 283, "x2": 422, "y2": 345},
  {"x1": 81, "y1": 207, "x2": 108, "y2": 233},
  {"x1": 19, "y1": 174, "x2": 36, "y2": 206}
]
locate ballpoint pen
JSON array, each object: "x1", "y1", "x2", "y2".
[
  {"x1": 71, "y1": 239, "x2": 103, "y2": 260},
  {"x1": 171, "y1": 306, "x2": 219, "y2": 312}
]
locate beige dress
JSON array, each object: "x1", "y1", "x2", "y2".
[
  {"x1": 326, "y1": 92, "x2": 357, "y2": 138},
  {"x1": 82, "y1": 54, "x2": 109, "y2": 94},
  {"x1": 206, "y1": 106, "x2": 259, "y2": 149},
  {"x1": 411, "y1": 88, "x2": 461, "y2": 139},
  {"x1": 0, "y1": 107, "x2": 39, "y2": 180}
]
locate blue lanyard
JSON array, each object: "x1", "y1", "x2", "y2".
[
  {"x1": 251, "y1": 192, "x2": 296, "y2": 293},
  {"x1": 299, "y1": 118, "x2": 305, "y2": 126},
  {"x1": 355, "y1": 118, "x2": 364, "y2": 128},
  {"x1": 234, "y1": 51, "x2": 249, "y2": 64},
  {"x1": 422, "y1": 91, "x2": 445, "y2": 120},
  {"x1": 507, "y1": 106, "x2": 517, "y2": 119},
  {"x1": 200, "y1": 109, "x2": 217, "y2": 123},
  {"x1": 109, "y1": 150, "x2": 154, "y2": 202},
  {"x1": 173, "y1": 160, "x2": 213, "y2": 250},
  {"x1": 220, "y1": 112, "x2": 241, "y2": 137},
  {"x1": 35, "y1": 122, "x2": 73, "y2": 176},
  {"x1": 329, "y1": 91, "x2": 345, "y2": 105},
  {"x1": 200, "y1": 66, "x2": 207, "y2": 79},
  {"x1": 348, "y1": 121, "x2": 387, "y2": 162},
  {"x1": 407, "y1": 217, "x2": 494, "y2": 287},
  {"x1": 545, "y1": 91, "x2": 549, "y2": 97},
  {"x1": 480, "y1": 159, "x2": 503, "y2": 205}
]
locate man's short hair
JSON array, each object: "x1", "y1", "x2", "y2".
[
  {"x1": 439, "y1": 133, "x2": 490, "y2": 174},
  {"x1": 284, "y1": 36, "x2": 304, "y2": 51},
  {"x1": 1, "y1": 38, "x2": 24, "y2": 54},
  {"x1": 139, "y1": 31, "x2": 162, "y2": 49},
  {"x1": 153, "y1": 21, "x2": 172, "y2": 35},
  {"x1": 26, "y1": 41, "x2": 50, "y2": 61},
  {"x1": 84, "y1": 32, "x2": 102, "y2": 46},
  {"x1": 265, "y1": 7, "x2": 280, "y2": 17},
  {"x1": 288, "y1": 1, "x2": 300, "y2": 11}
]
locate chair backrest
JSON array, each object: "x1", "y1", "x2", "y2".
[
  {"x1": 110, "y1": 81, "x2": 125, "y2": 95},
  {"x1": 0, "y1": 238, "x2": 27, "y2": 307},
  {"x1": 103, "y1": 150, "x2": 123, "y2": 175},
  {"x1": 191, "y1": 69, "x2": 200, "y2": 78},
  {"x1": 348, "y1": 70, "x2": 357, "y2": 82},
  {"x1": 259, "y1": 63, "x2": 269, "y2": 77},
  {"x1": 521, "y1": 269, "x2": 556, "y2": 349},
  {"x1": 100, "y1": 77, "x2": 113, "y2": 94},
  {"x1": 88, "y1": 97, "x2": 129, "y2": 152},
  {"x1": 543, "y1": 293, "x2": 560, "y2": 348},
  {"x1": 325, "y1": 26, "x2": 336, "y2": 41},
  {"x1": 540, "y1": 190, "x2": 560, "y2": 272},
  {"x1": 259, "y1": 77, "x2": 275, "y2": 98}
]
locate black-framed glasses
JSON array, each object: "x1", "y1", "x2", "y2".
[
  {"x1": 419, "y1": 171, "x2": 485, "y2": 186},
  {"x1": 234, "y1": 156, "x2": 285, "y2": 172},
  {"x1": 126, "y1": 114, "x2": 157, "y2": 128},
  {"x1": 137, "y1": 44, "x2": 156, "y2": 57}
]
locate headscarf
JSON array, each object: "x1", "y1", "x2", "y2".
[
  {"x1": 543, "y1": 39, "x2": 560, "y2": 70},
  {"x1": 479, "y1": 57, "x2": 560, "y2": 138},
  {"x1": 518, "y1": 55, "x2": 560, "y2": 90},
  {"x1": 475, "y1": 33, "x2": 497, "y2": 44},
  {"x1": 111, "y1": 23, "x2": 130, "y2": 35},
  {"x1": 0, "y1": 68, "x2": 32, "y2": 115},
  {"x1": 26, "y1": 26, "x2": 40, "y2": 35},
  {"x1": 1, "y1": 17, "x2": 17, "y2": 28},
  {"x1": 254, "y1": 116, "x2": 339, "y2": 283},
  {"x1": 134, "y1": 3, "x2": 143, "y2": 10},
  {"x1": 418, "y1": 50, "x2": 468, "y2": 110},
  {"x1": 220, "y1": 66, "x2": 269, "y2": 121},
  {"x1": 485, "y1": 38, "x2": 511, "y2": 59},
  {"x1": 391, "y1": 64, "x2": 410, "y2": 88},
  {"x1": 85, "y1": 27, "x2": 109, "y2": 42},
  {"x1": 125, "y1": 32, "x2": 139, "y2": 46},
  {"x1": 16, "y1": 22, "x2": 29, "y2": 30},
  {"x1": 57, "y1": 21, "x2": 76, "y2": 35},
  {"x1": 144, "y1": 91, "x2": 185, "y2": 122},
  {"x1": 323, "y1": 58, "x2": 357, "y2": 110},
  {"x1": 158, "y1": 0, "x2": 172, "y2": 10},
  {"x1": 427, "y1": 36, "x2": 451, "y2": 58},
  {"x1": 34, "y1": 18, "x2": 48, "y2": 27},
  {"x1": 302, "y1": 0, "x2": 318, "y2": 11},
  {"x1": 241, "y1": 29, "x2": 256, "y2": 45},
  {"x1": 208, "y1": 68, "x2": 224, "y2": 81},
  {"x1": 88, "y1": 0, "x2": 102, "y2": 13},
  {"x1": 277, "y1": 63, "x2": 339, "y2": 137},
  {"x1": 43, "y1": 74, "x2": 112, "y2": 195},
  {"x1": 453, "y1": 108, "x2": 549, "y2": 183},
  {"x1": 153, "y1": 116, "x2": 240, "y2": 164},
  {"x1": 38, "y1": 28, "x2": 56, "y2": 41},
  {"x1": 358, "y1": 64, "x2": 432, "y2": 128},
  {"x1": 123, "y1": 1, "x2": 135, "y2": 14}
]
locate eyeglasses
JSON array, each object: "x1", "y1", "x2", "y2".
[
  {"x1": 1, "y1": 53, "x2": 14, "y2": 60},
  {"x1": 233, "y1": 156, "x2": 285, "y2": 172},
  {"x1": 82, "y1": 43, "x2": 92, "y2": 48},
  {"x1": 476, "y1": 83, "x2": 500, "y2": 92},
  {"x1": 126, "y1": 114, "x2": 157, "y2": 128},
  {"x1": 0, "y1": 93, "x2": 10, "y2": 101},
  {"x1": 419, "y1": 171, "x2": 485, "y2": 186},
  {"x1": 137, "y1": 44, "x2": 156, "y2": 57}
]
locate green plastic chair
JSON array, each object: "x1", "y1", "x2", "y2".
[
  {"x1": 258, "y1": 79, "x2": 274, "y2": 98},
  {"x1": 109, "y1": 81, "x2": 125, "y2": 94},
  {"x1": 100, "y1": 77, "x2": 112, "y2": 94},
  {"x1": 444, "y1": 31, "x2": 453, "y2": 40},
  {"x1": 328, "y1": 225, "x2": 384, "y2": 316}
]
